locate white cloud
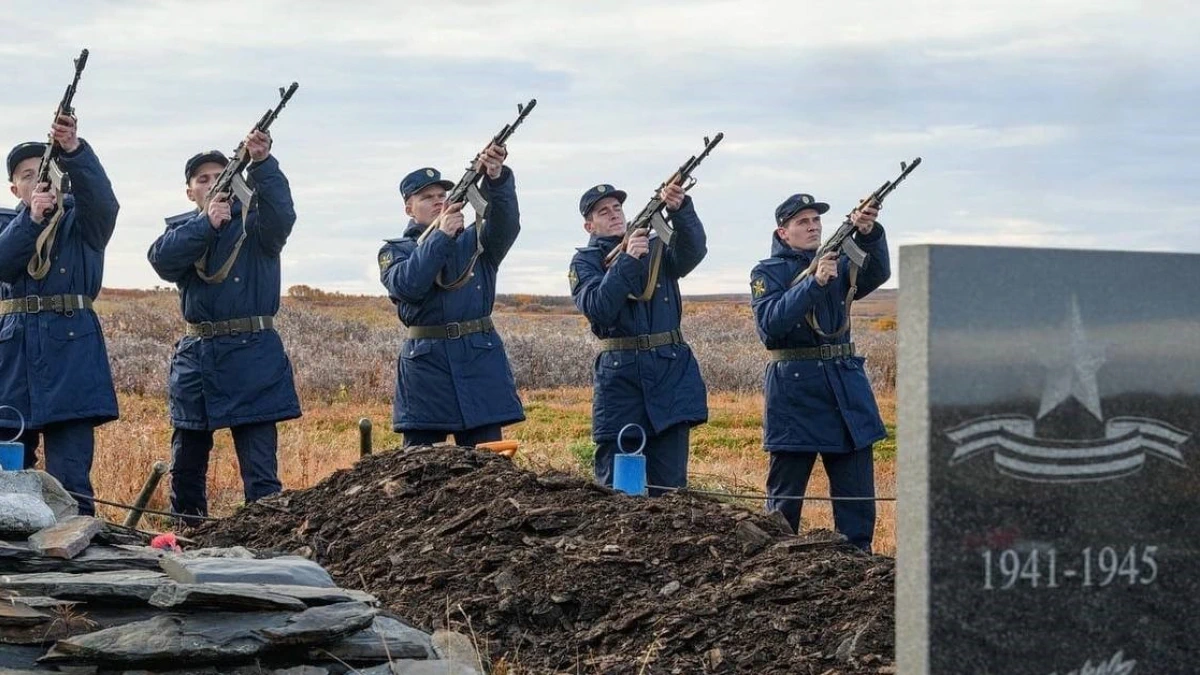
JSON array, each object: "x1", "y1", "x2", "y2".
[{"x1": 1, "y1": 1, "x2": 1198, "y2": 296}]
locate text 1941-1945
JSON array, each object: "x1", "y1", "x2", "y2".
[{"x1": 982, "y1": 545, "x2": 1160, "y2": 590}]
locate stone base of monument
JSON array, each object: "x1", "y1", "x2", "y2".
[{"x1": 0, "y1": 481, "x2": 482, "y2": 675}]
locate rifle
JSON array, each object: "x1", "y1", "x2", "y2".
[
  {"x1": 27, "y1": 48, "x2": 89, "y2": 280},
  {"x1": 415, "y1": 98, "x2": 537, "y2": 291},
  {"x1": 194, "y1": 82, "x2": 299, "y2": 284},
  {"x1": 603, "y1": 132, "x2": 724, "y2": 301},
  {"x1": 793, "y1": 157, "x2": 921, "y2": 338}
]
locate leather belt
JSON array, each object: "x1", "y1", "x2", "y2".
[
  {"x1": 186, "y1": 315, "x2": 274, "y2": 339},
  {"x1": 407, "y1": 316, "x2": 494, "y2": 340},
  {"x1": 598, "y1": 329, "x2": 685, "y2": 352},
  {"x1": 0, "y1": 294, "x2": 93, "y2": 315},
  {"x1": 768, "y1": 342, "x2": 855, "y2": 361}
]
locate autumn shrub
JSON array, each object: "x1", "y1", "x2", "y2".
[{"x1": 100, "y1": 292, "x2": 896, "y2": 402}]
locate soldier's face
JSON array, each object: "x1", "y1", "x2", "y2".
[
  {"x1": 779, "y1": 209, "x2": 822, "y2": 251},
  {"x1": 185, "y1": 162, "x2": 227, "y2": 207},
  {"x1": 583, "y1": 197, "x2": 626, "y2": 236},
  {"x1": 8, "y1": 158, "x2": 41, "y2": 205},
  {"x1": 406, "y1": 185, "x2": 447, "y2": 226}
]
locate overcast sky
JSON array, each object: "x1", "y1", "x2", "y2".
[{"x1": 1, "y1": 0, "x2": 1196, "y2": 296}]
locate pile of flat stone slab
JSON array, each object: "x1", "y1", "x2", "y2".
[{"x1": 1, "y1": 470, "x2": 482, "y2": 674}]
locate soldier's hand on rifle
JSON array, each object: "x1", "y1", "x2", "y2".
[
  {"x1": 815, "y1": 252, "x2": 839, "y2": 287},
  {"x1": 245, "y1": 130, "x2": 272, "y2": 162},
  {"x1": 660, "y1": 183, "x2": 685, "y2": 211},
  {"x1": 206, "y1": 192, "x2": 232, "y2": 230},
  {"x1": 50, "y1": 114, "x2": 80, "y2": 154},
  {"x1": 474, "y1": 143, "x2": 507, "y2": 180},
  {"x1": 29, "y1": 183, "x2": 58, "y2": 225},
  {"x1": 436, "y1": 201, "x2": 466, "y2": 238},
  {"x1": 852, "y1": 205, "x2": 879, "y2": 236},
  {"x1": 626, "y1": 228, "x2": 650, "y2": 259}
]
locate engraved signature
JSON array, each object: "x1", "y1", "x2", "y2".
[{"x1": 1050, "y1": 650, "x2": 1136, "y2": 675}]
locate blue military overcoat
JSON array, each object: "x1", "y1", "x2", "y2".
[
  {"x1": 147, "y1": 155, "x2": 301, "y2": 431},
  {"x1": 569, "y1": 196, "x2": 708, "y2": 442},
  {"x1": 0, "y1": 141, "x2": 119, "y2": 431},
  {"x1": 378, "y1": 167, "x2": 524, "y2": 432},
  {"x1": 750, "y1": 226, "x2": 891, "y2": 453}
]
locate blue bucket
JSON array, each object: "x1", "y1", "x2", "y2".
[
  {"x1": 0, "y1": 405, "x2": 25, "y2": 471},
  {"x1": 612, "y1": 423, "x2": 647, "y2": 496}
]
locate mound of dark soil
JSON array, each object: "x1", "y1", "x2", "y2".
[{"x1": 191, "y1": 447, "x2": 895, "y2": 674}]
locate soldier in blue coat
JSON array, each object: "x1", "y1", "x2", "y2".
[
  {"x1": 147, "y1": 130, "x2": 300, "y2": 524},
  {"x1": 0, "y1": 114, "x2": 119, "y2": 515},
  {"x1": 749, "y1": 192, "x2": 889, "y2": 551},
  {"x1": 378, "y1": 144, "x2": 524, "y2": 447},
  {"x1": 569, "y1": 182, "x2": 708, "y2": 496}
]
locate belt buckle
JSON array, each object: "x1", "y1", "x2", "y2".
[
  {"x1": 636, "y1": 334, "x2": 651, "y2": 350},
  {"x1": 197, "y1": 321, "x2": 215, "y2": 339},
  {"x1": 445, "y1": 322, "x2": 462, "y2": 339},
  {"x1": 819, "y1": 344, "x2": 833, "y2": 360},
  {"x1": 23, "y1": 295, "x2": 41, "y2": 314}
]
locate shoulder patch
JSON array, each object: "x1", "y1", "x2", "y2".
[
  {"x1": 568, "y1": 265, "x2": 579, "y2": 292},
  {"x1": 378, "y1": 249, "x2": 394, "y2": 272},
  {"x1": 758, "y1": 257, "x2": 788, "y2": 266},
  {"x1": 751, "y1": 276, "x2": 768, "y2": 299}
]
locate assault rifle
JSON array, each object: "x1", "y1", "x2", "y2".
[
  {"x1": 202, "y1": 82, "x2": 299, "y2": 213},
  {"x1": 28, "y1": 48, "x2": 89, "y2": 279},
  {"x1": 416, "y1": 98, "x2": 537, "y2": 290},
  {"x1": 794, "y1": 157, "x2": 921, "y2": 338},
  {"x1": 604, "y1": 132, "x2": 724, "y2": 301},
  {"x1": 791, "y1": 157, "x2": 921, "y2": 289},
  {"x1": 193, "y1": 82, "x2": 299, "y2": 284}
]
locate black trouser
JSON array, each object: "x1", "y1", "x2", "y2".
[
  {"x1": 20, "y1": 420, "x2": 96, "y2": 516},
  {"x1": 766, "y1": 446, "x2": 877, "y2": 552},
  {"x1": 593, "y1": 422, "x2": 689, "y2": 497},
  {"x1": 403, "y1": 424, "x2": 502, "y2": 448},
  {"x1": 170, "y1": 422, "x2": 282, "y2": 526}
]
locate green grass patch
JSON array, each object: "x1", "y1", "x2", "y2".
[
  {"x1": 875, "y1": 423, "x2": 896, "y2": 460},
  {"x1": 566, "y1": 439, "x2": 596, "y2": 472}
]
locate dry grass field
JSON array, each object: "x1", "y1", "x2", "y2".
[{"x1": 83, "y1": 287, "x2": 899, "y2": 554}]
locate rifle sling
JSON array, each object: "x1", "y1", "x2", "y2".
[
  {"x1": 628, "y1": 237, "x2": 664, "y2": 302},
  {"x1": 806, "y1": 262, "x2": 858, "y2": 339},
  {"x1": 27, "y1": 207, "x2": 65, "y2": 280},
  {"x1": 194, "y1": 201, "x2": 251, "y2": 285},
  {"x1": 435, "y1": 209, "x2": 486, "y2": 291}
]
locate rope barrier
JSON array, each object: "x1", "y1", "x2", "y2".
[
  {"x1": 64, "y1": 490, "x2": 220, "y2": 522},
  {"x1": 647, "y1": 484, "x2": 896, "y2": 502}
]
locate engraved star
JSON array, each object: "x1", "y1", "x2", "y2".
[{"x1": 1038, "y1": 295, "x2": 1106, "y2": 421}]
